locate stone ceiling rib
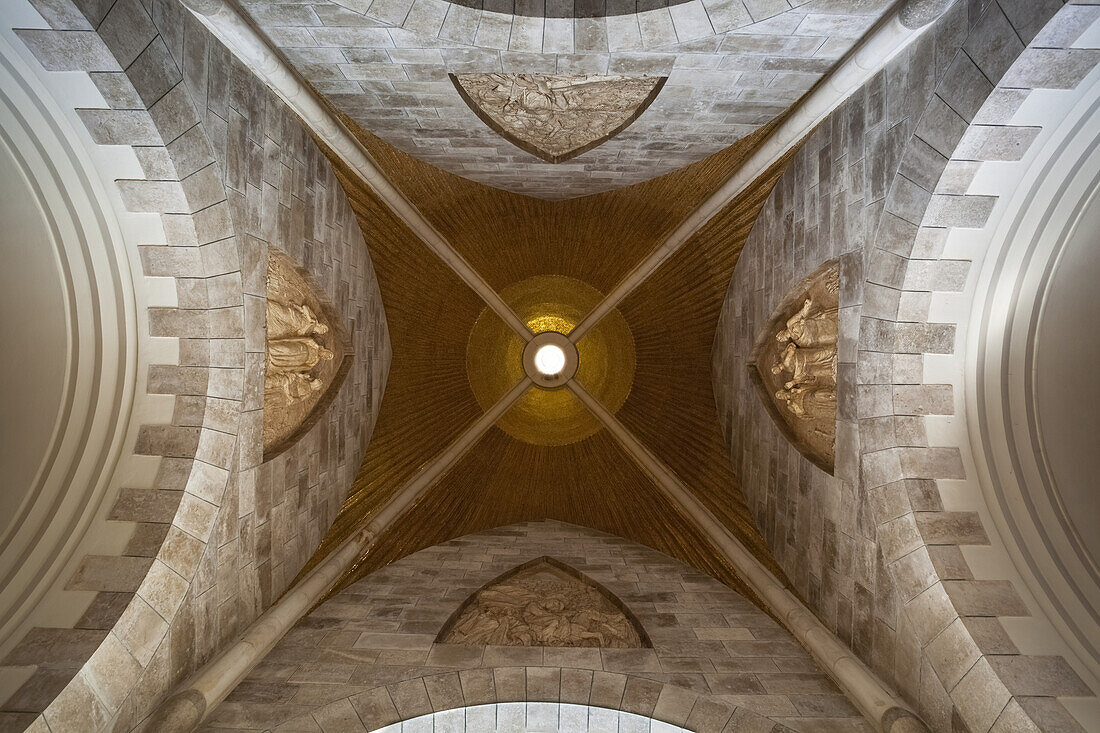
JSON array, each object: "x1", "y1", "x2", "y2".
[
  {"x1": 611, "y1": 143, "x2": 798, "y2": 558},
  {"x1": 294, "y1": 127, "x2": 492, "y2": 577},
  {"x1": 332, "y1": 423, "x2": 762, "y2": 602},
  {"x1": 565, "y1": 379, "x2": 928, "y2": 733},
  {"x1": 360, "y1": 377, "x2": 533, "y2": 534},
  {"x1": 178, "y1": 0, "x2": 532, "y2": 340},
  {"x1": 143, "y1": 529, "x2": 367, "y2": 730},
  {"x1": 230, "y1": 0, "x2": 914, "y2": 197},
  {"x1": 296, "y1": 124, "x2": 793, "y2": 603},
  {"x1": 568, "y1": 6, "x2": 939, "y2": 343},
  {"x1": 175, "y1": 13, "x2": 957, "y2": 727},
  {"x1": 334, "y1": 106, "x2": 775, "y2": 296},
  {"x1": 145, "y1": 376, "x2": 532, "y2": 729}
]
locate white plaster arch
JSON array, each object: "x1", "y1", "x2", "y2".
[
  {"x1": 1, "y1": 0, "x2": 391, "y2": 727},
  {"x1": 367, "y1": 701, "x2": 696, "y2": 732},
  {"x1": 951, "y1": 19, "x2": 1100, "y2": 701},
  {"x1": 0, "y1": 0, "x2": 174, "y2": 672},
  {"x1": 879, "y1": 4, "x2": 1100, "y2": 728},
  {"x1": 966, "y1": 63, "x2": 1100, "y2": 683}
]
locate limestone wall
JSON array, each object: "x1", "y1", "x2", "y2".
[
  {"x1": 202, "y1": 521, "x2": 871, "y2": 731},
  {"x1": 233, "y1": 0, "x2": 893, "y2": 199},
  {"x1": 0, "y1": 0, "x2": 390, "y2": 729},
  {"x1": 715, "y1": 1, "x2": 1098, "y2": 730}
]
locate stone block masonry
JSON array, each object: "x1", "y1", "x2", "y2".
[
  {"x1": 0, "y1": 0, "x2": 391, "y2": 728},
  {"x1": 201, "y1": 521, "x2": 873, "y2": 731},
  {"x1": 240, "y1": 0, "x2": 895, "y2": 198},
  {"x1": 715, "y1": 0, "x2": 1097, "y2": 729}
]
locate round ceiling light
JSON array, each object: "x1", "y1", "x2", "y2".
[
  {"x1": 519, "y1": 330, "x2": 578, "y2": 391},
  {"x1": 534, "y1": 344, "x2": 566, "y2": 375},
  {"x1": 466, "y1": 274, "x2": 635, "y2": 445}
]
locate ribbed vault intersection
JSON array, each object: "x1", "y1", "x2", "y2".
[
  {"x1": 295, "y1": 110, "x2": 795, "y2": 604},
  {"x1": 154, "y1": 5, "x2": 940, "y2": 722},
  {"x1": 11, "y1": 0, "x2": 1100, "y2": 729}
]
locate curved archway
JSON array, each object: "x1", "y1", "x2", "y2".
[
  {"x1": 966, "y1": 53, "x2": 1100, "y2": 679},
  {"x1": 285, "y1": 669, "x2": 790, "y2": 732},
  {"x1": 200, "y1": 522, "x2": 869, "y2": 730},
  {"x1": 0, "y1": 18, "x2": 138, "y2": 655},
  {"x1": 340, "y1": 674, "x2": 784, "y2": 732},
  {"x1": 863, "y1": 4, "x2": 1100, "y2": 729},
  {"x1": 0, "y1": 0, "x2": 391, "y2": 728},
  {"x1": 369, "y1": 702, "x2": 695, "y2": 732},
  {"x1": 715, "y1": 1, "x2": 1098, "y2": 729}
]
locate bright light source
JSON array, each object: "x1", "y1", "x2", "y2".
[{"x1": 534, "y1": 344, "x2": 566, "y2": 375}]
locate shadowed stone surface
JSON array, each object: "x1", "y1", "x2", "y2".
[
  {"x1": 201, "y1": 521, "x2": 871, "y2": 731},
  {"x1": 238, "y1": 0, "x2": 896, "y2": 198}
]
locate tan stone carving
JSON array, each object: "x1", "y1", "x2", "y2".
[
  {"x1": 438, "y1": 560, "x2": 645, "y2": 648},
  {"x1": 451, "y1": 73, "x2": 665, "y2": 163},
  {"x1": 751, "y1": 262, "x2": 840, "y2": 473},
  {"x1": 263, "y1": 251, "x2": 350, "y2": 458}
]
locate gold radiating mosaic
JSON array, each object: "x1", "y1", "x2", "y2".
[
  {"x1": 466, "y1": 274, "x2": 635, "y2": 446},
  {"x1": 299, "y1": 109, "x2": 792, "y2": 604}
]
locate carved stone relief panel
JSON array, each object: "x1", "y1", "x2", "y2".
[
  {"x1": 749, "y1": 260, "x2": 839, "y2": 473},
  {"x1": 450, "y1": 73, "x2": 666, "y2": 164},
  {"x1": 263, "y1": 250, "x2": 353, "y2": 459},
  {"x1": 436, "y1": 557, "x2": 649, "y2": 648}
]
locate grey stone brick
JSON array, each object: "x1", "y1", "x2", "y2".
[
  {"x1": 87, "y1": 71, "x2": 143, "y2": 109},
  {"x1": 118, "y1": 180, "x2": 189, "y2": 213},
  {"x1": 913, "y1": 511, "x2": 988, "y2": 545},
  {"x1": 15, "y1": 29, "x2": 120, "y2": 71},
  {"x1": 97, "y1": 0, "x2": 157, "y2": 68},
  {"x1": 127, "y1": 37, "x2": 184, "y2": 107},
  {"x1": 964, "y1": 3, "x2": 1025, "y2": 84},
  {"x1": 77, "y1": 108, "x2": 162, "y2": 145},
  {"x1": 914, "y1": 95, "x2": 968, "y2": 157},
  {"x1": 998, "y1": 0, "x2": 1063, "y2": 44},
  {"x1": 1032, "y1": 3, "x2": 1100, "y2": 48},
  {"x1": 937, "y1": 52, "x2": 992, "y2": 123},
  {"x1": 28, "y1": 0, "x2": 93, "y2": 29},
  {"x1": 923, "y1": 194, "x2": 996, "y2": 228},
  {"x1": 954, "y1": 124, "x2": 1040, "y2": 161}
]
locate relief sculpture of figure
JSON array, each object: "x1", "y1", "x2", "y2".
[
  {"x1": 776, "y1": 297, "x2": 838, "y2": 348},
  {"x1": 267, "y1": 371, "x2": 323, "y2": 403},
  {"x1": 263, "y1": 251, "x2": 347, "y2": 453},
  {"x1": 776, "y1": 385, "x2": 837, "y2": 420},
  {"x1": 265, "y1": 262, "x2": 335, "y2": 405},
  {"x1": 268, "y1": 301, "x2": 328, "y2": 340},
  {"x1": 771, "y1": 341, "x2": 837, "y2": 390},
  {"x1": 502, "y1": 75, "x2": 565, "y2": 118},
  {"x1": 497, "y1": 75, "x2": 621, "y2": 145},
  {"x1": 454, "y1": 73, "x2": 663, "y2": 161},
  {"x1": 267, "y1": 336, "x2": 333, "y2": 375},
  {"x1": 756, "y1": 263, "x2": 840, "y2": 468},
  {"x1": 442, "y1": 566, "x2": 643, "y2": 648}
]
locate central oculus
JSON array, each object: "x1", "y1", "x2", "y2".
[
  {"x1": 534, "y1": 344, "x2": 566, "y2": 375},
  {"x1": 522, "y1": 331, "x2": 578, "y2": 389}
]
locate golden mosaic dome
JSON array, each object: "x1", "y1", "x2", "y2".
[{"x1": 466, "y1": 274, "x2": 635, "y2": 446}]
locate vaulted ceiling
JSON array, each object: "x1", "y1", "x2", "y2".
[
  {"x1": 237, "y1": 0, "x2": 889, "y2": 610},
  {"x1": 283, "y1": 93, "x2": 806, "y2": 605},
  {"x1": 238, "y1": 0, "x2": 891, "y2": 197}
]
